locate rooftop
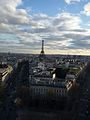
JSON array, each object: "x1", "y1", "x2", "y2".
[
  {"x1": 30, "y1": 80, "x2": 66, "y2": 88},
  {"x1": 0, "y1": 68, "x2": 7, "y2": 74}
]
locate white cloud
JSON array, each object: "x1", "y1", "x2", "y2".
[
  {"x1": 0, "y1": 7, "x2": 89, "y2": 53},
  {"x1": 0, "y1": 23, "x2": 12, "y2": 33},
  {"x1": 53, "y1": 12, "x2": 81, "y2": 30},
  {"x1": 0, "y1": 0, "x2": 31, "y2": 25},
  {"x1": 0, "y1": 0, "x2": 90, "y2": 54},
  {"x1": 0, "y1": 0, "x2": 22, "y2": 8},
  {"x1": 65, "y1": 0, "x2": 81, "y2": 4},
  {"x1": 83, "y1": 2, "x2": 90, "y2": 16}
]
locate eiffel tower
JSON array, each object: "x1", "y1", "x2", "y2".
[{"x1": 39, "y1": 40, "x2": 45, "y2": 60}]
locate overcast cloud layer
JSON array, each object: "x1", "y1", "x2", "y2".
[{"x1": 0, "y1": 0, "x2": 90, "y2": 55}]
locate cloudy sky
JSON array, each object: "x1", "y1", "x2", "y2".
[{"x1": 0, "y1": 0, "x2": 90, "y2": 55}]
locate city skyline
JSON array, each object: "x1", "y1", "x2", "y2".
[{"x1": 0, "y1": 0, "x2": 90, "y2": 55}]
